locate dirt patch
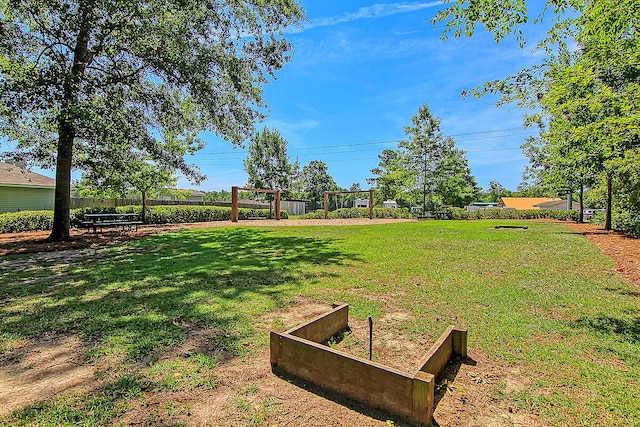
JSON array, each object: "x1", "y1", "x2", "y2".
[
  {"x1": 0, "y1": 334, "x2": 97, "y2": 416},
  {"x1": 111, "y1": 348, "x2": 544, "y2": 427},
  {"x1": 259, "y1": 299, "x2": 336, "y2": 333},
  {"x1": 432, "y1": 353, "x2": 545, "y2": 427}
]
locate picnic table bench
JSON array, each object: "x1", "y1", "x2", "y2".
[
  {"x1": 415, "y1": 212, "x2": 437, "y2": 220},
  {"x1": 415, "y1": 206, "x2": 452, "y2": 220},
  {"x1": 82, "y1": 213, "x2": 143, "y2": 233}
]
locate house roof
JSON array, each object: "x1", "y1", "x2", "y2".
[
  {"x1": 499, "y1": 197, "x2": 561, "y2": 210},
  {"x1": 0, "y1": 162, "x2": 56, "y2": 188}
]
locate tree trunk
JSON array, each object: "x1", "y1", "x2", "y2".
[
  {"x1": 422, "y1": 184, "x2": 427, "y2": 214},
  {"x1": 579, "y1": 184, "x2": 584, "y2": 223},
  {"x1": 46, "y1": 0, "x2": 95, "y2": 242},
  {"x1": 142, "y1": 190, "x2": 147, "y2": 224},
  {"x1": 605, "y1": 173, "x2": 612, "y2": 231},
  {"x1": 48, "y1": 127, "x2": 74, "y2": 241}
]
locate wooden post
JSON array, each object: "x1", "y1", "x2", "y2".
[
  {"x1": 324, "y1": 191, "x2": 329, "y2": 219},
  {"x1": 412, "y1": 371, "x2": 435, "y2": 426},
  {"x1": 231, "y1": 186, "x2": 239, "y2": 222},
  {"x1": 452, "y1": 327, "x2": 468, "y2": 358},
  {"x1": 369, "y1": 189, "x2": 374, "y2": 219},
  {"x1": 275, "y1": 190, "x2": 281, "y2": 220}
]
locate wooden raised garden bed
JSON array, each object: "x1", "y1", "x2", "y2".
[{"x1": 270, "y1": 304, "x2": 467, "y2": 426}]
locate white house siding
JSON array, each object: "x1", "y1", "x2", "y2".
[
  {"x1": 354, "y1": 198, "x2": 370, "y2": 208},
  {"x1": 0, "y1": 186, "x2": 55, "y2": 213},
  {"x1": 280, "y1": 200, "x2": 306, "y2": 215},
  {"x1": 536, "y1": 201, "x2": 581, "y2": 210}
]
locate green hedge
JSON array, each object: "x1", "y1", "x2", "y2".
[
  {"x1": 0, "y1": 210, "x2": 54, "y2": 233},
  {"x1": 590, "y1": 209, "x2": 640, "y2": 238},
  {"x1": 448, "y1": 207, "x2": 580, "y2": 221},
  {"x1": 613, "y1": 210, "x2": 640, "y2": 238},
  {"x1": 1, "y1": 205, "x2": 289, "y2": 233},
  {"x1": 298, "y1": 207, "x2": 412, "y2": 219},
  {"x1": 143, "y1": 205, "x2": 287, "y2": 224},
  {"x1": 2, "y1": 205, "x2": 585, "y2": 233}
]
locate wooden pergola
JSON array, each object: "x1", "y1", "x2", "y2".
[
  {"x1": 231, "y1": 186, "x2": 281, "y2": 222},
  {"x1": 323, "y1": 189, "x2": 374, "y2": 220}
]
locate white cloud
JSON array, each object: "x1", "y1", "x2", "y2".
[
  {"x1": 289, "y1": 2, "x2": 443, "y2": 33},
  {"x1": 263, "y1": 118, "x2": 319, "y2": 133}
]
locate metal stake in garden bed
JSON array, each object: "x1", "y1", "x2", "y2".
[{"x1": 368, "y1": 316, "x2": 373, "y2": 361}]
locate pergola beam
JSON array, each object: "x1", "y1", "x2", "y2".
[{"x1": 231, "y1": 186, "x2": 281, "y2": 222}]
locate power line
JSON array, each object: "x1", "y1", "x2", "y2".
[
  {"x1": 198, "y1": 127, "x2": 534, "y2": 156},
  {"x1": 466, "y1": 147, "x2": 522, "y2": 152},
  {"x1": 195, "y1": 146, "x2": 524, "y2": 166},
  {"x1": 194, "y1": 132, "x2": 534, "y2": 162}
]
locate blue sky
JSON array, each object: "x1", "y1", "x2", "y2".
[
  {"x1": 186, "y1": 1, "x2": 550, "y2": 192},
  {"x1": 15, "y1": 1, "x2": 552, "y2": 193}
]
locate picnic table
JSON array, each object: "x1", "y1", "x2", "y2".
[
  {"x1": 82, "y1": 213, "x2": 143, "y2": 233},
  {"x1": 415, "y1": 206, "x2": 451, "y2": 221}
]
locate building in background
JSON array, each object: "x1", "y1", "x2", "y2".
[
  {"x1": 465, "y1": 202, "x2": 500, "y2": 212},
  {"x1": 498, "y1": 197, "x2": 562, "y2": 210},
  {"x1": 533, "y1": 199, "x2": 581, "y2": 211},
  {"x1": 0, "y1": 162, "x2": 55, "y2": 213},
  {"x1": 354, "y1": 198, "x2": 370, "y2": 208}
]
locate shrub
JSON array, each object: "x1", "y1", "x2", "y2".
[
  {"x1": 448, "y1": 207, "x2": 469, "y2": 219},
  {"x1": 298, "y1": 207, "x2": 411, "y2": 220},
  {"x1": 613, "y1": 210, "x2": 640, "y2": 238},
  {"x1": 144, "y1": 205, "x2": 230, "y2": 224},
  {"x1": 448, "y1": 208, "x2": 580, "y2": 221},
  {"x1": 590, "y1": 209, "x2": 640, "y2": 237},
  {"x1": 1, "y1": 205, "x2": 290, "y2": 233},
  {"x1": 589, "y1": 210, "x2": 606, "y2": 225},
  {"x1": 0, "y1": 210, "x2": 54, "y2": 233},
  {"x1": 142, "y1": 205, "x2": 287, "y2": 224}
]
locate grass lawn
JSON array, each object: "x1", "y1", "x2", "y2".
[{"x1": 1, "y1": 220, "x2": 638, "y2": 426}]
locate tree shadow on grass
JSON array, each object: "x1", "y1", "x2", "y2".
[
  {"x1": 571, "y1": 315, "x2": 640, "y2": 344},
  {"x1": 604, "y1": 286, "x2": 640, "y2": 298},
  {"x1": 0, "y1": 227, "x2": 360, "y2": 363}
]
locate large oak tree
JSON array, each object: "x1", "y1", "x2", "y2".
[{"x1": 0, "y1": 0, "x2": 304, "y2": 240}]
